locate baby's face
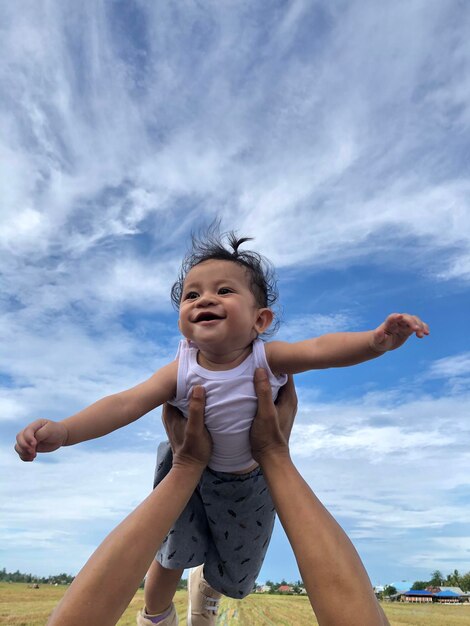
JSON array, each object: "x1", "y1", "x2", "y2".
[{"x1": 178, "y1": 259, "x2": 271, "y2": 354}]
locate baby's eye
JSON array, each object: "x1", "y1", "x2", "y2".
[
  {"x1": 218, "y1": 287, "x2": 234, "y2": 295},
  {"x1": 184, "y1": 291, "x2": 199, "y2": 300}
]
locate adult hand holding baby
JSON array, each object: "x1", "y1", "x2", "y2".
[{"x1": 162, "y1": 385, "x2": 212, "y2": 471}]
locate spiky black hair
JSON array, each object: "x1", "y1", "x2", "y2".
[{"x1": 171, "y1": 223, "x2": 279, "y2": 336}]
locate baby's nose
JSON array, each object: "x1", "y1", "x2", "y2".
[{"x1": 197, "y1": 293, "x2": 216, "y2": 306}]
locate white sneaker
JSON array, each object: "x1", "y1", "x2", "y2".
[
  {"x1": 136, "y1": 602, "x2": 178, "y2": 625},
  {"x1": 187, "y1": 565, "x2": 221, "y2": 626}
]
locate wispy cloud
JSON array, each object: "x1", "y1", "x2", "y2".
[
  {"x1": 2, "y1": 1, "x2": 470, "y2": 288},
  {"x1": 277, "y1": 312, "x2": 356, "y2": 342},
  {"x1": 1, "y1": 0, "x2": 469, "y2": 585},
  {"x1": 427, "y1": 352, "x2": 470, "y2": 380}
]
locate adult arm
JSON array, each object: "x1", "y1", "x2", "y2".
[
  {"x1": 250, "y1": 369, "x2": 390, "y2": 626},
  {"x1": 47, "y1": 385, "x2": 210, "y2": 626}
]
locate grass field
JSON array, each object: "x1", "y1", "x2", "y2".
[{"x1": 1, "y1": 583, "x2": 470, "y2": 625}]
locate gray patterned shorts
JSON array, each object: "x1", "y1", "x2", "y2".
[{"x1": 153, "y1": 442, "x2": 276, "y2": 599}]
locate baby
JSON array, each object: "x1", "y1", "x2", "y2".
[{"x1": 15, "y1": 227, "x2": 429, "y2": 625}]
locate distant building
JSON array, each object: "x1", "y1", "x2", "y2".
[
  {"x1": 400, "y1": 586, "x2": 469, "y2": 604},
  {"x1": 278, "y1": 585, "x2": 294, "y2": 594}
]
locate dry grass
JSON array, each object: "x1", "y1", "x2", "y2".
[
  {"x1": 378, "y1": 601, "x2": 470, "y2": 626},
  {"x1": 1, "y1": 583, "x2": 470, "y2": 625}
]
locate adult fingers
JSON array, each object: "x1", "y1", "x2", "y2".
[
  {"x1": 186, "y1": 386, "x2": 206, "y2": 435},
  {"x1": 275, "y1": 375, "x2": 297, "y2": 442},
  {"x1": 162, "y1": 402, "x2": 186, "y2": 452},
  {"x1": 162, "y1": 402, "x2": 183, "y2": 433},
  {"x1": 253, "y1": 368, "x2": 276, "y2": 421},
  {"x1": 276, "y1": 375, "x2": 297, "y2": 414},
  {"x1": 173, "y1": 386, "x2": 211, "y2": 468}
]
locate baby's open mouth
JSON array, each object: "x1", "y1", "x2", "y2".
[{"x1": 194, "y1": 312, "x2": 225, "y2": 322}]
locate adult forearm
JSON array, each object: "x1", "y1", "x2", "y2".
[
  {"x1": 47, "y1": 464, "x2": 203, "y2": 626},
  {"x1": 61, "y1": 394, "x2": 139, "y2": 445},
  {"x1": 261, "y1": 453, "x2": 388, "y2": 626}
]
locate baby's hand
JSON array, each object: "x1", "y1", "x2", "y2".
[
  {"x1": 371, "y1": 313, "x2": 429, "y2": 353},
  {"x1": 15, "y1": 419, "x2": 68, "y2": 462}
]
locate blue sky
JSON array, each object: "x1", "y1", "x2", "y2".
[{"x1": 1, "y1": 0, "x2": 469, "y2": 589}]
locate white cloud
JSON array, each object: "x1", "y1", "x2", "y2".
[
  {"x1": 0, "y1": 311, "x2": 176, "y2": 426},
  {"x1": 278, "y1": 312, "x2": 358, "y2": 342},
  {"x1": 433, "y1": 536, "x2": 470, "y2": 552},
  {"x1": 292, "y1": 423, "x2": 453, "y2": 459},
  {"x1": 402, "y1": 547, "x2": 470, "y2": 572},
  {"x1": 0, "y1": 393, "x2": 28, "y2": 422},
  {"x1": 1, "y1": 0, "x2": 470, "y2": 585},
  {"x1": 287, "y1": 374, "x2": 470, "y2": 563},
  {"x1": 1, "y1": 441, "x2": 166, "y2": 575},
  {"x1": 427, "y1": 353, "x2": 470, "y2": 380},
  {"x1": 7, "y1": 368, "x2": 468, "y2": 574},
  {"x1": 1, "y1": 444, "x2": 163, "y2": 526},
  {"x1": 1, "y1": 0, "x2": 470, "y2": 289}
]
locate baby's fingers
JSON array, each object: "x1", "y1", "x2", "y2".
[
  {"x1": 400, "y1": 314, "x2": 430, "y2": 338},
  {"x1": 14, "y1": 420, "x2": 48, "y2": 461},
  {"x1": 14, "y1": 444, "x2": 36, "y2": 461},
  {"x1": 413, "y1": 316, "x2": 430, "y2": 338},
  {"x1": 14, "y1": 433, "x2": 37, "y2": 461}
]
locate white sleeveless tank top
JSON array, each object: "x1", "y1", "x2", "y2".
[{"x1": 169, "y1": 338, "x2": 287, "y2": 472}]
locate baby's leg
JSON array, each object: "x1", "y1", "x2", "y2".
[{"x1": 144, "y1": 560, "x2": 184, "y2": 614}]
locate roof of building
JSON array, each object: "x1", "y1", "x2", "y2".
[
  {"x1": 434, "y1": 590, "x2": 460, "y2": 598},
  {"x1": 404, "y1": 588, "x2": 462, "y2": 598},
  {"x1": 439, "y1": 586, "x2": 464, "y2": 594},
  {"x1": 403, "y1": 590, "x2": 433, "y2": 596}
]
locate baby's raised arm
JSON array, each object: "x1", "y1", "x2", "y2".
[
  {"x1": 266, "y1": 313, "x2": 429, "y2": 375},
  {"x1": 15, "y1": 361, "x2": 178, "y2": 461}
]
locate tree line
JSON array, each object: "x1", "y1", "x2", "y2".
[
  {"x1": 0, "y1": 568, "x2": 74, "y2": 585},
  {"x1": 259, "y1": 579, "x2": 304, "y2": 593},
  {"x1": 0, "y1": 567, "x2": 188, "y2": 590},
  {"x1": 379, "y1": 569, "x2": 470, "y2": 598},
  {"x1": 3, "y1": 567, "x2": 469, "y2": 594},
  {"x1": 410, "y1": 569, "x2": 470, "y2": 592}
]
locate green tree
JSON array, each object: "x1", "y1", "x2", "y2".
[
  {"x1": 383, "y1": 585, "x2": 397, "y2": 597},
  {"x1": 411, "y1": 581, "x2": 428, "y2": 590},
  {"x1": 429, "y1": 570, "x2": 443, "y2": 586},
  {"x1": 446, "y1": 569, "x2": 461, "y2": 587},
  {"x1": 265, "y1": 579, "x2": 275, "y2": 593},
  {"x1": 460, "y1": 572, "x2": 470, "y2": 592}
]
